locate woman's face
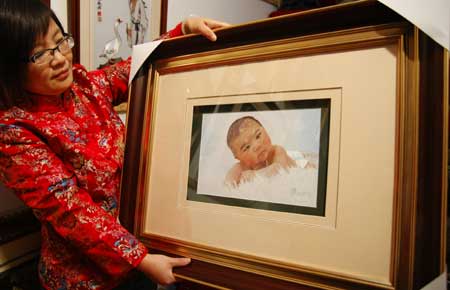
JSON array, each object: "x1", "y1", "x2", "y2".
[{"x1": 25, "y1": 19, "x2": 73, "y2": 97}]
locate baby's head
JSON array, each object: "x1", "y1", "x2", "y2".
[{"x1": 226, "y1": 116, "x2": 273, "y2": 169}]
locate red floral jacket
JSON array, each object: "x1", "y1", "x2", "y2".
[{"x1": 0, "y1": 25, "x2": 183, "y2": 290}]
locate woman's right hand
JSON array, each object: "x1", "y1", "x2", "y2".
[
  {"x1": 182, "y1": 16, "x2": 230, "y2": 41},
  {"x1": 137, "y1": 254, "x2": 191, "y2": 285}
]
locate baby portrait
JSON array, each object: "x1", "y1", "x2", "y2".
[
  {"x1": 224, "y1": 115, "x2": 317, "y2": 188},
  {"x1": 190, "y1": 101, "x2": 329, "y2": 212}
]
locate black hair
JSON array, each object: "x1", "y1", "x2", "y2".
[
  {"x1": 226, "y1": 116, "x2": 263, "y2": 149},
  {"x1": 0, "y1": 0, "x2": 65, "y2": 110}
]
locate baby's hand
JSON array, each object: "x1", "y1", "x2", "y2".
[
  {"x1": 240, "y1": 170, "x2": 256, "y2": 184},
  {"x1": 286, "y1": 157, "x2": 297, "y2": 168},
  {"x1": 305, "y1": 161, "x2": 317, "y2": 169}
]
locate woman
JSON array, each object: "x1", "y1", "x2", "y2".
[{"x1": 0, "y1": 1, "x2": 228, "y2": 289}]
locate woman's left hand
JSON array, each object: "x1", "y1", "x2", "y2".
[{"x1": 182, "y1": 17, "x2": 230, "y2": 41}]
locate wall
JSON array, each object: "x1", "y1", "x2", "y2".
[
  {"x1": 80, "y1": 0, "x2": 276, "y2": 69},
  {"x1": 50, "y1": 0, "x2": 68, "y2": 32}
]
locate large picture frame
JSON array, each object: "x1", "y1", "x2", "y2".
[{"x1": 120, "y1": 1, "x2": 448, "y2": 289}]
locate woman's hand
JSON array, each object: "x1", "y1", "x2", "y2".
[
  {"x1": 137, "y1": 254, "x2": 191, "y2": 285},
  {"x1": 182, "y1": 17, "x2": 230, "y2": 41}
]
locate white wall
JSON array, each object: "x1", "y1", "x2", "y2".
[
  {"x1": 50, "y1": 0, "x2": 68, "y2": 32},
  {"x1": 80, "y1": 1, "x2": 276, "y2": 71},
  {"x1": 79, "y1": 1, "x2": 92, "y2": 69},
  {"x1": 166, "y1": 0, "x2": 275, "y2": 31}
]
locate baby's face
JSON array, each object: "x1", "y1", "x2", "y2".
[{"x1": 230, "y1": 119, "x2": 272, "y2": 170}]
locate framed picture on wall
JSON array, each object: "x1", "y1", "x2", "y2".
[
  {"x1": 120, "y1": 1, "x2": 448, "y2": 289},
  {"x1": 77, "y1": 0, "x2": 159, "y2": 70},
  {"x1": 92, "y1": 0, "x2": 152, "y2": 69}
]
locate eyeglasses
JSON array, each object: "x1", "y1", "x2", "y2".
[{"x1": 29, "y1": 35, "x2": 74, "y2": 65}]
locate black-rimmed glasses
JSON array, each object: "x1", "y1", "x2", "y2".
[{"x1": 29, "y1": 35, "x2": 74, "y2": 65}]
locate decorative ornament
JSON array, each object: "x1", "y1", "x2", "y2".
[{"x1": 97, "y1": 0, "x2": 103, "y2": 22}]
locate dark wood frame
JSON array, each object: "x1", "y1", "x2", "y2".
[
  {"x1": 120, "y1": 1, "x2": 448, "y2": 289},
  {"x1": 160, "y1": 0, "x2": 168, "y2": 35},
  {"x1": 67, "y1": 0, "x2": 80, "y2": 65}
]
